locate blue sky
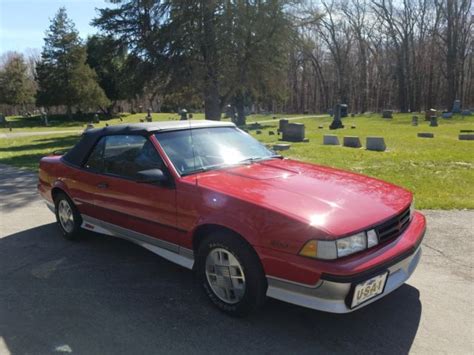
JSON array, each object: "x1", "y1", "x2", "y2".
[{"x1": 0, "y1": 0, "x2": 110, "y2": 54}]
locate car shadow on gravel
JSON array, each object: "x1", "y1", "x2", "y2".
[{"x1": 0, "y1": 223, "x2": 421, "y2": 355}]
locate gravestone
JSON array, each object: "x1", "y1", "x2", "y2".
[
  {"x1": 340, "y1": 104, "x2": 348, "y2": 118},
  {"x1": 189, "y1": 113, "x2": 193, "y2": 119},
  {"x1": 430, "y1": 116, "x2": 438, "y2": 127},
  {"x1": 318, "y1": 125, "x2": 323, "y2": 129},
  {"x1": 273, "y1": 143, "x2": 291, "y2": 151},
  {"x1": 442, "y1": 112, "x2": 453, "y2": 119},
  {"x1": 256, "y1": 130, "x2": 262, "y2": 135},
  {"x1": 425, "y1": 109, "x2": 436, "y2": 121},
  {"x1": 269, "y1": 131, "x2": 275, "y2": 135},
  {"x1": 279, "y1": 119, "x2": 289, "y2": 133},
  {"x1": 366, "y1": 137, "x2": 386, "y2": 152},
  {"x1": 86, "y1": 123, "x2": 95, "y2": 130},
  {"x1": 382, "y1": 110, "x2": 393, "y2": 119},
  {"x1": 351, "y1": 125, "x2": 356, "y2": 129},
  {"x1": 93, "y1": 113, "x2": 100, "y2": 123},
  {"x1": 418, "y1": 133, "x2": 434, "y2": 138},
  {"x1": 180, "y1": 109, "x2": 188, "y2": 120},
  {"x1": 412, "y1": 116, "x2": 419, "y2": 126},
  {"x1": 224, "y1": 105, "x2": 233, "y2": 118},
  {"x1": 343, "y1": 136, "x2": 362, "y2": 148},
  {"x1": 329, "y1": 104, "x2": 344, "y2": 129},
  {"x1": 323, "y1": 135, "x2": 340, "y2": 145},
  {"x1": 0, "y1": 113, "x2": 6, "y2": 127},
  {"x1": 461, "y1": 110, "x2": 472, "y2": 116},
  {"x1": 452, "y1": 100, "x2": 461, "y2": 114},
  {"x1": 459, "y1": 134, "x2": 474, "y2": 141},
  {"x1": 282, "y1": 123, "x2": 306, "y2": 142},
  {"x1": 146, "y1": 108, "x2": 152, "y2": 122},
  {"x1": 460, "y1": 130, "x2": 474, "y2": 133}
]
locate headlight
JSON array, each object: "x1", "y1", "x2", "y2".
[
  {"x1": 336, "y1": 232, "x2": 366, "y2": 257},
  {"x1": 299, "y1": 229, "x2": 379, "y2": 260}
]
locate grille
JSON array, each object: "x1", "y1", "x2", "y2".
[{"x1": 375, "y1": 207, "x2": 411, "y2": 243}]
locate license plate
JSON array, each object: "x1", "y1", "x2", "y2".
[{"x1": 351, "y1": 272, "x2": 388, "y2": 308}]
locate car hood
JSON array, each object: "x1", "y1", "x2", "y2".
[{"x1": 195, "y1": 159, "x2": 412, "y2": 237}]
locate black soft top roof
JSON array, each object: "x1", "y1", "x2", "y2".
[{"x1": 62, "y1": 120, "x2": 235, "y2": 167}]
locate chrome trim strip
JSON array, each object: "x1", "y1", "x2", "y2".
[{"x1": 81, "y1": 214, "x2": 194, "y2": 270}]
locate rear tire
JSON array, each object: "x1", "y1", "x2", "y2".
[
  {"x1": 195, "y1": 231, "x2": 267, "y2": 316},
  {"x1": 54, "y1": 192, "x2": 83, "y2": 240}
]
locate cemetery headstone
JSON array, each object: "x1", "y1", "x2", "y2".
[
  {"x1": 224, "y1": 105, "x2": 233, "y2": 118},
  {"x1": 452, "y1": 100, "x2": 461, "y2": 113},
  {"x1": 340, "y1": 104, "x2": 348, "y2": 118},
  {"x1": 189, "y1": 113, "x2": 193, "y2": 119},
  {"x1": 323, "y1": 135, "x2": 340, "y2": 145},
  {"x1": 282, "y1": 123, "x2": 307, "y2": 142},
  {"x1": 93, "y1": 113, "x2": 100, "y2": 123},
  {"x1": 412, "y1": 116, "x2": 419, "y2": 126},
  {"x1": 86, "y1": 123, "x2": 95, "y2": 130},
  {"x1": 180, "y1": 109, "x2": 188, "y2": 120},
  {"x1": 461, "y1": 110, "x2": 472, "y2": 116},
  {"x1": 279, "y1": 119, "x2": 289, "y2": 133},
  {"x1": 329, "y1": 103, "x2": 344, "y2": 129},
  {"x1": 382, "y1": 110, "x2": 393, "y2": 119},
  {"x1": 269, "y1": 131, "x2": 275, "y2": 135},
  {"x1": 256, "y1": 130, "x2": 262, "y2": 135},
  {"x1": 0, "y1": 113, "x2": 6, "y2": 127},
  {"x1": 418, "y1": 132, "x2": 434, "y2": 138},
  {"x1": 425, "y1": 108, "x2": 436, "y2": 121},
  {"x1": 343, "y1": 136, "x2": 362, "y2": 148},
  {"x1": 273, "y1": 143, "x2": 291, "y2": 151},
  {"x1": 351, "y1": 125, "x2": 356, "y2": 129},
  {"x1": 318, "y1": 125, "x2": 324, "y2": 129},
  {"x1": 430, "y1": 116, "x2": 438, "y2": 127},
  {"x1": 366, "y1": 137, "x2": 386, "y2": 151},
  {"x1": 442, "y1": 112, "x2": 453, "y2": 119},
  {"x1": 459, "y1": 134, "x2": 474, "y2": 141},
  {"x1": 146, "y1": 109, "x2": 152, "y2": 122}
]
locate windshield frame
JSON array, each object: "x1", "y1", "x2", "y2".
[{"x1": 154, "y1": 126, "x2": 281, "y2": 177}]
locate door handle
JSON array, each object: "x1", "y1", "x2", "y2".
[{"x1": 97, "y1": 182, "x2": 109, "y2": 189}]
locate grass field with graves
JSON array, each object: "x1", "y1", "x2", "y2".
[{"x1": 0, "y1": 113, "x2": 472, "y2": 209}]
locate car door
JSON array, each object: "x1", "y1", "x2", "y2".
[{"x1": 91, "y1": 134, "x2": 180, "y2": 244}]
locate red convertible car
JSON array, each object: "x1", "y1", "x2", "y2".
[{"x1": 38, "y1": 121, "x2": 425, "y2": 316}]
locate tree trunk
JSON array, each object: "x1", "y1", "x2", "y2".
[
  {"x1": 201, "y1": 0, "x2": 221, "y2": 121},
  {"x1": 234, "y1": 92, "x2": 246, "y2": 126}
]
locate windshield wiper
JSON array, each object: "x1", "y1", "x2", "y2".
[{"x1": 238, "y1": 155, "x2": 283, "y2": 165}]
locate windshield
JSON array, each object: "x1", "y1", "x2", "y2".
[{"x1": 155, "y1": 127, "x2": 277, "y2": 175}]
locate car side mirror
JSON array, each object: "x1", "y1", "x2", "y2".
[{"x1": 136, "y1": 169, "x2": 169, "y2": 184}]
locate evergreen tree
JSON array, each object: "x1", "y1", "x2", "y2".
[
  {"x1": 36, "y1": 7, "x2": 109, "y2": 117},
  {"x1": 0, "y1": 52, "x2": 36, "y2": 109}
]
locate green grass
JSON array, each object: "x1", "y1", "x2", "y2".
[
  {"x1": 0, "y1": 112, "x2": 314, "y2": 132},
  {"x1": 1, "y1": 112, "x2": 472, "y2": 209}
]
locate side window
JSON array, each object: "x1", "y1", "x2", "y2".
[
  {"x1": 103, "y1": 135, "x2": 165, "y2": 179},
  {"x1": 84, "y1": 137, "x2": 105, "y2": 171}
]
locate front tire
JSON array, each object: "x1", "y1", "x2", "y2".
[
  {"x1": 195, "y1": 231, "x2": 267, "y2": 316},
  {"x1": 54, "y1": 192, "x2": 83, "y2": 240}
]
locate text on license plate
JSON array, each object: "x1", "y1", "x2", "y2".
[{"x1": 351, "y1": 272, "x2": 388, "y2": 308}]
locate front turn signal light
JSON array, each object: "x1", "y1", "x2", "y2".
[{"x1": 299, "y1": 240, "x2": 318, "y2": 258}]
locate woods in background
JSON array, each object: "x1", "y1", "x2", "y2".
[{"x1": 0, "y1": 0, "x2": 472, "y2": 121}]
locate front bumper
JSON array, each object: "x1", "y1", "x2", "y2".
[
  {"x1": 265, "y1": 211, "x2": 426, "y2": 314},
  {"x1": 266, "y1": 244, "x2": 422, "y2": 313}
]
